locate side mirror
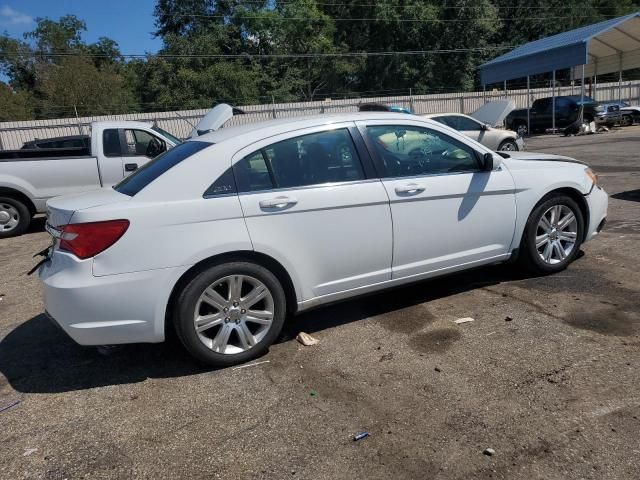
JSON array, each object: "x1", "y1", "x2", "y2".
[
  {"x1": 481, "y1": 124, "x2": 488, "y2": 131},
  {"x1": 482, "y1": 152, "x2": 501, "y2": 171}
]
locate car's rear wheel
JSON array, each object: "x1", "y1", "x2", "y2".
[
  {"x1": 498, "y1": 139, "x2": 519, "y2": 152},
  {"x1": 621, "y1": 114, "x2": 633, "y2": 127},
  {"x1": 0, "y1": 196, "x2": 31, "y2": 239},
  {"x1": 173, "y1": 261, "x2": 286, "y2": 367},
  {"x1": 519, "y1": 194, "x2": 584, "y2": 274}
]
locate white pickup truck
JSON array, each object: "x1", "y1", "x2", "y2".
[{"x1": 0, "y1": 121, "x2": 183, "y2": 237}]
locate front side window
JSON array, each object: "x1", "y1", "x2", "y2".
[
  {"x1": 366, "y1": 125, "x2": 479, "y2": 178},
  {"x1": 235, "y1": 128, "x2": 365, "y2": 192},
  {"x1": 124, "y1": 129, "x2": 167, "y2": 158}
]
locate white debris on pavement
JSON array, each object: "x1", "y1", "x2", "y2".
[
  {"x1": 454, "y1": 317, "x2": 475, "y2": 324},
  {"x1": 296, "y1": 332, "x2": 319, "y2": 346}
]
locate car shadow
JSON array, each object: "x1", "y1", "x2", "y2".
[
  {"x1": 0, "y1": 261, "x2": 558, "y2": 394},
  {"x1": 26, "y1": 215, "x2": 46, "y2": 234},
  {"x1": 611, "y1": 189, "x2": 640, "y2": 203}
]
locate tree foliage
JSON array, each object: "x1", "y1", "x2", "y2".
[{"x1": 1, "y1": 1, "x2": 640, "y2": 120}]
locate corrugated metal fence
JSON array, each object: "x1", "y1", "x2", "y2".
[{"x1": 1, "y1": 80, "x2": 638, "y2": 150}]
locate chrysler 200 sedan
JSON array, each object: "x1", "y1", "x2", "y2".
[{"x1": 39, "y1": 113, "x2": 608, "y2": 367}]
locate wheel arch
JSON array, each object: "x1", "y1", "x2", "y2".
[
  {"x1": 528, "y1": 187, "x2": 590, "y2": 242},
  {"x1": 0, "y1": 186, "x2": 36, "y2": 216},
  {"x1": 164, "y1": 250, "x2": 299, "y2": 337}
]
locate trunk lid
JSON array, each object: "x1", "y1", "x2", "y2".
[
  {"x1": 189, "y1": 103, "x2": 234, "y2": 138},
  {"x1": 45, "y1": 188, "x2": 130, "y2": 228}
]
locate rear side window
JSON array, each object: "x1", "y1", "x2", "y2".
[
  {"x1": 235, "y1": 128, "x2": 365, "y2": 192},
  {"x1": 103, "y1": 129, "x2": 121, "y2": 157},
  {"x1": 114, "y1": 141, "x2": 210, "y2": 196}
]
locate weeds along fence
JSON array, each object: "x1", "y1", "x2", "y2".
[{"x1": 1, "y1": 80, "x2": 638, "y2": 150}]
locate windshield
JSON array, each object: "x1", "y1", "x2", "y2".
[{"x1": 152, "y1": 126, "x2": 182, "y2": 145}]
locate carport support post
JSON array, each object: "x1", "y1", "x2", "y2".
[
  {"x1": 526, "y1": 76, "x2": 530, "y2": 136},
  {"x1": 552, "y1": 70, "x2": 556, "y2": 133},
  {"x1": 580, "y1": 64, "x2": 585, "y2": 123},
  {"x1": 618, "y1": 54, "x2": 623, "y2": 102}
]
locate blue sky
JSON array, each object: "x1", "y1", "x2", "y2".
[{"x1": 0, "y1": 1, "x2": 162, "y2": 53}]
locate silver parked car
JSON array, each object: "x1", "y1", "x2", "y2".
[{"x1": 424, "y1": 113, "x2": 524, "y2": 151}]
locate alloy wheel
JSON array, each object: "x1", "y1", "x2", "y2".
[
  {"x1": 499, "y1": 141, "x2": 517, "y2": 151},
  {"x1": 0, "y1": 203, "x2": 20, "y2": 233},
  {"x1": 535, "y1": 204, "x2": 578, "y2": 265},
  {"x1": 193, "y1": 274, "x2": 275, "y2": 354}
]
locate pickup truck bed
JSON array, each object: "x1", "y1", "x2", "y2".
[{"x1": 0, "y1": 146, "x2": 91, "y2": 160}]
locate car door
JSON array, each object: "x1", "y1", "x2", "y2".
[
  {"x1": 531, "y1": 99, "x2": 551, "y2": 130},
  {"x1": 357, "y1": 120, "x2": 516, "y2": 280},
  {"x1": 234, "y1": 124, "x2": 393, "y2": 300},
  {"x1": 119, "y1": 128, "x2": 167, "y2": 177}
]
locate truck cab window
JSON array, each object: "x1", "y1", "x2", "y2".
[
  {"x1": 103, "y1": 129, "x2": 122, "y2": 157},
  {"x1": 124, "y1": 129, "x2": 166, "y2": 158}
]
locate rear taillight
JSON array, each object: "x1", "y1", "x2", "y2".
[{"x1": 59, "y1": 220, "x2": 129, "y2": 259}]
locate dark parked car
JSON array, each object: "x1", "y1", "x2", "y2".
[
  {"x1": 358, "y1": 102, "x2": 413, "y2": 114},
  {"x1": 21, "y1": 135, "x2": 89, "y2": 150},
  {"x1": 505, "y1": 96, "x2": 602, "y2": 136}
]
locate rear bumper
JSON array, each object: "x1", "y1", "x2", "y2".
[
  {"x1": 584, "y1": 185, "x2": 608, "y2": 242},
  {"x1": 39, "y1": 252, "x2": 187, "y2": 345}
]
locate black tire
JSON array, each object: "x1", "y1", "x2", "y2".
[
  {"x1": 513, "y1": 122, "x2": 528, "y2": 137},
  {"x1": 498, "y1": 139, "x2": 519, "y2": 152},
  {"x1": 518, "y1": 194, "x2": 584, "y2": 275},
  {"x1": 621, "y1": 115, "x2": 633, "y2": 127},
  {"x1": 0, "y1": 196, "x2": 32, "y2": 239},
  {"x1": 173, "y1": 261, "x2": 286, "y2": 367}
]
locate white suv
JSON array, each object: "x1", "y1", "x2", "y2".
[{"x1": 39, "y1": 113, "x2": 608, "y2": 367}]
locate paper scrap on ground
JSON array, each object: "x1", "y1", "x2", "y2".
[
  {"x1": 454, "y1": 317, "x2": 475, "y2": 324},
  {"x1": 296, "y1": 332, "x2": 319, "y2": 346}
]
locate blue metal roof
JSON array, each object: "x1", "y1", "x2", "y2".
[{"x1": 480, "y1": 12, "x2": 640, "y2": 85}]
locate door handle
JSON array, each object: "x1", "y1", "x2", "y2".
[
  {"x1": 125, "y1": 163, "x2": 138, "y2": 172},
  {"x1": 395, "y1": 184, "x2": 425, "y2": 195},
  {"x1": 259, "y1": 196, "x2": 298, "y2": 209}
]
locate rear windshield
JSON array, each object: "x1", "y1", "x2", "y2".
[{"x1": 114, "y1": 141, "x2": 210, "y2": 196}]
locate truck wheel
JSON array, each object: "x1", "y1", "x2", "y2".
[
  {"x1": 173, "y1": 261, "x2": 287, "y2": 367},
  {"x1": 0, "y1": 196, "x2": 31, "y2": 238},
  {"x1": 518, "y1": 194, "x2": 584, "y2": 275}
]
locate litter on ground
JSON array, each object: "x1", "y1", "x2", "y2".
[
  {"x1": 454, "y1": 317, "x2": 475, "y2": 324},
  {"x1": 296, "y1": 332, "x2": 319, "y2": 346}
]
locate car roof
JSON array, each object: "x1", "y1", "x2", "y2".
[{"x1": 195, "y1": 112, "x2": 440, "y2": 145}]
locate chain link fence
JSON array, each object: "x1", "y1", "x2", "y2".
[{"x1": 1, "y1": 80, "x2": 638, "y2": 150}]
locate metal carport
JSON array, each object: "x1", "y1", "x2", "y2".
[{"x1": 479, "y1": 12, "x2": 640, "y2": 133}]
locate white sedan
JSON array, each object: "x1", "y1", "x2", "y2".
[{"x1": 39, "y1": 113, "x2": 608, "y2": 367}]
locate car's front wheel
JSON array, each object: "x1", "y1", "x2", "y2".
[
  {"x1": 173, "y1": 261, "x2": 286, "y2": 367},
  {"x1": 519, "y1": 194, "x2": 584, "y2": 274},
  {"x1": 498, "y1": 139, "x2": 519, "y2": 152}
]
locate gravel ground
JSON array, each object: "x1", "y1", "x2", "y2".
[{"x1": 1, "y1": 128, "x2": 639, "y2": 479}]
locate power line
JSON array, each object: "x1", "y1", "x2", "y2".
[
  {"x1": 0, "y1": 46, "x2": 516, "y2": 59},
  {"x1": 172, "y1": 13, "x2": 621, "y2": 23}
]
